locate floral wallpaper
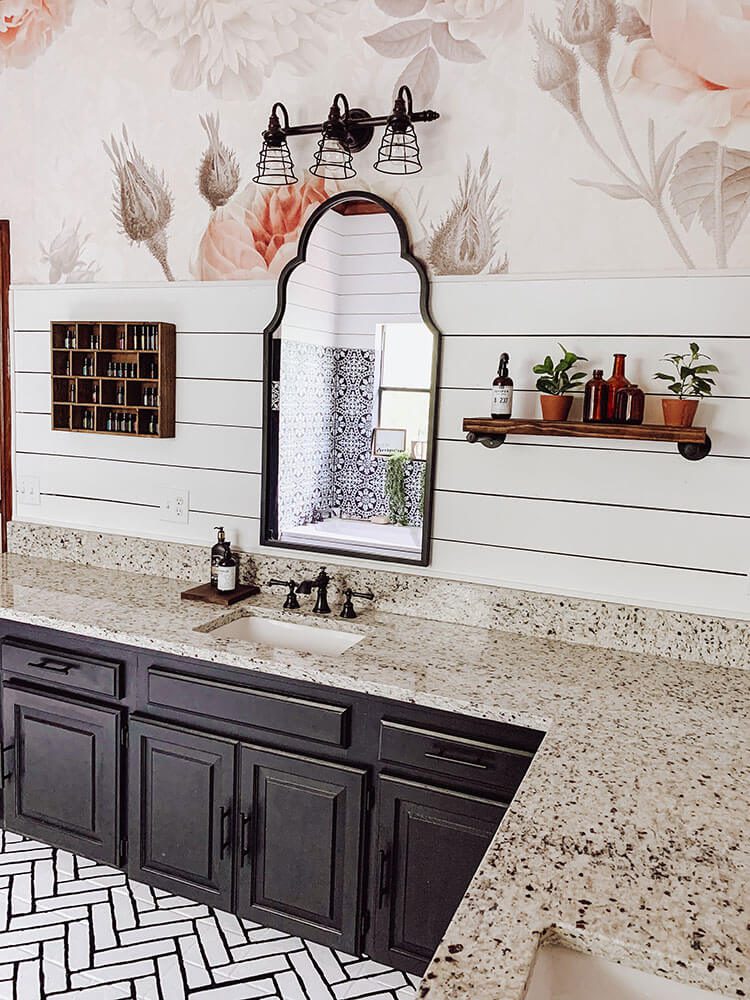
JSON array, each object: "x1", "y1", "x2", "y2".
[{"x1": 1, "y1": 0, "x2": 749, "y2": 283}]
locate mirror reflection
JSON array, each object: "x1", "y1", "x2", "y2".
[{"x1": 263, "y1": 194, "x2": 438, "y2": 564}]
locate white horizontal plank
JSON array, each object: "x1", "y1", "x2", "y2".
[
  {"x1": 15, "y1": 496, "x2": 259, "y2": 552},
  {"x1": 316, "y1": 211, "x2": 397, "y2": 238},
  {"x1": 431, "y1": 274, "x2": 750, "y2": 335},
  {"x1": 16, "y1": 413, "x2": 261, "y2": 473},
  {"x1": 14, "y1": 330, "x2": 264, "y2": 381},
  {"x1": 437, "y1": 388, "x2": 750, "y2": 458},
  {"x1": 287, "y1": 280, "x2": 419, "y2": 317},
  {"x1": 304, "y1": 245, "x2": 411, "y2": 277},
  {"x1": 433, "y1": 490, "x2": 747, "y2": 575},
  {"x1": 433, "y1": 439, "x2": 747, "y2": 516},
  {"x1": 440, "y1": 335, "x2": 747, "y2": 398},
  {"x1": 290, "y1": 264, "x2": 420, "y2": 299},
  {"x1": 16, "y1": 453, "x2": 260, "y2": 519},
  {"x1": 308, "y1": 224, "x2": 400, "y2": 257},
  {"x1": 430, "y1": 539, "x2": 749, "y2": 618},
  {"x1": 15, "y1": 374, "x2": 263, "y2": 428},
  {"x1": 11, "y1": 283, "x2": 277, "y2": 334}
]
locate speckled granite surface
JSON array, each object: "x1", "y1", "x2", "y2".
[
  {"x1": 0, "y1": 550, "x2": 746, "y2": 1000},
  {"x1": 9, "y1": 521, "x2": 749, "y2": 670}
]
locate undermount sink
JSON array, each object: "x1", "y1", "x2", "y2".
[
  {"x1": 525, "y1": 945, "x2": 728, "y2": 1000},
  {"x1": 202, "y1": 612, "x2": 364, "y2": 657}
]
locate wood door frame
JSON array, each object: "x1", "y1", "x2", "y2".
[{"x1": 0, "y1": 221, "x2": 11, "y2": 550}]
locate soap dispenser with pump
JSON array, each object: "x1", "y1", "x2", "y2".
[{"x1": 211, "y1": 526, "x2": 230, "y2": 589}]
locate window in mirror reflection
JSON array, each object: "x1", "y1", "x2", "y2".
[{"x1": 377, "y1": 323, "x2": 432, "y2": 459}]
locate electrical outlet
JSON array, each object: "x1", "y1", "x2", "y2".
[
  {"x1": 160, "y1": 489, "x2": 189, "y2": 524},
  {"x1": 18, "y1": 475, "x2": 40, "y2": 506}
]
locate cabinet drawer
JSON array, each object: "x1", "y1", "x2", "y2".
[
  {"x1": 146, "y1": 667, "x2": 351, "y2": 748},
  {"x1": 1, "y1": 639, "x2": 123, "y2": 700},
  {"x1": 379, "y1": 720, "x2": 534, "y2": 798}
]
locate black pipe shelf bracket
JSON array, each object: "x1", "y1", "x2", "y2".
[{"x1": 462, "y1": 419, "x2": 712, "y2": 462}]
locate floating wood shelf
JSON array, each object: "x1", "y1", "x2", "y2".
[
  {"x1": 462, "y1": 417, "x2": 712, "y2": 461},
  {"x1": 51, "y1": 321, "x2": 176, "y2": 438}
]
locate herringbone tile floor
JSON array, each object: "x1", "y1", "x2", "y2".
[{"x1": 0, "y1": 831, "x2": 419, "y2": 999}]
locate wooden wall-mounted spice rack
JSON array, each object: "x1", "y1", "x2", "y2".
[
  {"x1": 462, "y1": 417, "x2": 712, "y2": 461},
  {"x1": 51, "y1": 321, "x2": 176, "y2": 438}
]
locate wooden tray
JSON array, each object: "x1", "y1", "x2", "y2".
[{"x1": 181, "y1": 582, "x2": 260, "y2": 607}]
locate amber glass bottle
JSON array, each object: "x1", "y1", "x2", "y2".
[
  {"x1": 605, "y1": 354, "x2": 630, "y2": 419},
  {"x1": 582, "y1": 369, "x2": 610, "y2": 423},
  {"x1": 613, "y1": 384, "x2": 645, "y2": 424}
]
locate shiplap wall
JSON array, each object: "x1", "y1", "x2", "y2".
[{"x1": 10, "y1": 264, "x2": 750, "y2": 619}]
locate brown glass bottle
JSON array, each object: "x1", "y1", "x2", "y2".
[
  {"x1": 605, "y1": 354, "x2": 630, "y2": 420},
  {"x1": 613, "y1": 384, "x2": 645, "y2": 424},
  {"x1": 582, "y1": 369, "x2": 610, "y2": 423},
  {"x1": 491, "y1": 353, "x2": 513, "y2": 418}
]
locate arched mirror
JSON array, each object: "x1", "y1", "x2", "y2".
[{"x1": 261, "y1": 191, "x2": 440, "y2": 566}]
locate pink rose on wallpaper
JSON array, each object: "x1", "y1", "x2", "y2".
[
  {"x1": 192, "y1": 176, "x2": 337, "y2": 281},
  {"x1": 0, "y1": 0, "x2": 73, "y2": 70},
  {"x1": 615, "y1": 0, "x2": 750, "y2": 128}
]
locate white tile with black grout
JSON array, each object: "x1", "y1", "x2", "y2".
[{"x1": 0, "y1": 831, "x2": 420, "y2": 999}]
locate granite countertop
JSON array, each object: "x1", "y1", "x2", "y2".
[{"x1": 0, "y1": 553, "x2": 746, "y2": 999}]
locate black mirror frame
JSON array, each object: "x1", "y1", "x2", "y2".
[{"x1": 260, "y1": 190, "x2": 441, "y2": 568}]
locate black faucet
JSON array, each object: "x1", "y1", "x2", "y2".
[
  {"x1": 268, "y1": 579, "x2": 300, "y2": 610},
  {"x1": 297, "y1": 567, "x2": 331, "y2": 614},
  {"x1": 340, "y1": 589, "x2": 374, "y2": 619}
]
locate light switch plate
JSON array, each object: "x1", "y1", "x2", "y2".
[
  {"x1": 18, "y1": 475, "x2": 40, "y2": 506},
  {"x1": 160, "y1": 489, "x2": 189, "y2": 524}
]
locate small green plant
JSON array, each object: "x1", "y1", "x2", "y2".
[
  {"x1": 654, "y1": 342, "x2": 719, "y2": 398},
  {"x1": 533, "y1": 344, "x2": 588, "y2": 395},
  {"x1": 385, "y1": 451, "x2": 410, "y2": 526}
]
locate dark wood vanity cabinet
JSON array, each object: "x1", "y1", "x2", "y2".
[
  {"x1": 2, "y1": 685, "x2": 122, "y2": 864},
  {"x1": 0, "y1": 624, "x2": 542, "y2": 976}
]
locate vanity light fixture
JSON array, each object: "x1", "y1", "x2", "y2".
[
  {"x1": 253, "y1": 85, "x2": 439, "y2": 186},
  {"x1": 374, "y1": 86, "x2": 423, "y2": 175},
  {"x1": 253, "y1": 103, "x2": 298, "y2": 186}
]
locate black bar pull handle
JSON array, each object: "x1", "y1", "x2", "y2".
[
  {"x1": 1, "y1": 743, "x2": 15, "y2": 785},
  {"x1": 424, "y1": 748, "x2": 489, "y2": 770},
  {"x1": 28, "y1": 659, "x2": 74, "y2": 674},
  {"x1": 239, "y1": 812, "x2": 252, "y2": 867},
  {"x1": 377, "y1": 848, "x2": 390, "y2": 908},
  {"x1": 219, "y1": 805, "x2": 232, "y2": 860}
]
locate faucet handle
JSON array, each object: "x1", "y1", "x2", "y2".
[
  {"x1": 340, "y1": 588, "x2": 374, "y2": 619},
  {"x1": 268, "y1": 579, "x2": 300, "y2": 610}
]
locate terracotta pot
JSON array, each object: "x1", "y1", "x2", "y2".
[
  {"x1": 540, "y1": 394, "x2": 573, "y2": 421},
  {"x1": 662, "y1": 397, "x2": 699, "y2": 428}
]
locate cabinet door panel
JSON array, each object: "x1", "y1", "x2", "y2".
[
  {"x1": 371, "y1": 776, "x2": 505, "y2": 976},
  {"x1": 2, "y1": 686, "x2": 121, "y2": 864},
  {"x1": 237, "y1": 744, "x2": 366, "y2": 953},
  {"x1": 128, "y1": 719, "x2": 235, "y2": 910}
]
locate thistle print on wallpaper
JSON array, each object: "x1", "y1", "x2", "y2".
[
  {"x1": 532, "y1": 0, "x2": 750, "y2": 269},
  {"x1": 103, "y1": 126, "x2": 175, "y2": 281},
  {"x1": 365, "y1": 0, "x2": 522, "y2": 104},
  {"x1": 421, "y1": 148, "x2": 509, "y2": 275}
]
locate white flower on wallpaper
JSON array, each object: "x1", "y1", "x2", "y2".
[
  {"x1": 364, "y1": 0, "x2": 522, "y2": 105},
  {"x1": 39, "y1": 220, "x2": 98, "y2": 283},
  {"x1": 415, "y1": 148, "x2": 508, "y2": 274},
  {"x1": 103, "y1": 126, "x2": 175, "y2": 281},
  {"x1": 0, "y1": 0, "x2": 74, "y2": 70},
  {"x1": 101, "y1": 0, "x2": 356, "y2": 100},
  {"x1": 531, "y1": 0, "x2": 750, "y2": 269}
]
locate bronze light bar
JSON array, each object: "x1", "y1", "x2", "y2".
[{"x1": 254, "y1": 85, "x2": 440, "y2": 185}]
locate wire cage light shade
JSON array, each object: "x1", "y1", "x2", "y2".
[
  {"x1": 254, "y1": 138, "x2": 297, "y2": 185},
  {"x1": 309, "y1": 134, "x2": 356, "y2": 180},
  {"x1": 253, "y1": 102, "x2": 298, "y2": 186},
  {"x1": 374, "y1": 120, "x2": 422, "y2": 175}
]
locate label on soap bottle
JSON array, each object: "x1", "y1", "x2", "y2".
[
  {"x1": 491, "y1": 385, "x2": 513, "y2": 416},
  {"x1": 217, "y1": 563, "x2": 237, "y2": 593}
]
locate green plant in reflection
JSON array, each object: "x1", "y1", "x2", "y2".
[{"x1": 385, "y1": 451, "x2": 411, "y2": 526}]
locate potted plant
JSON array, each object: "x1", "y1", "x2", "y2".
[
  {"x1": 654, "y1": 342, "x2": 719, "y2": 427},
  {"x1": 384, "y1": 451, "x2": 410, "y2": 526},
  {"x1": 533, "y1": 345, "x2": 588, "y2": 421}
]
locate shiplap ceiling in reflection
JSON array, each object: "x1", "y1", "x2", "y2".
[{"x1": 10, "y1": 254, "x2": 750, "y2": 618}]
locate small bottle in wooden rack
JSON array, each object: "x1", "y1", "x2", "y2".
[
  {"x1": 491, "y1": 353, "x2": 513, "y2": 419},
  {"x1": 91, "y1": 383, "x2": 98, "y2": 405},
  {"x1": 68, "y1": 381, "x2": 75, "y2": 402},
  {"x1": 116, "y1": 383, "x2": 124, "y2": 406},
  {"x1": 148, "y1": 413, "x2": 157, "y2": 435}
]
